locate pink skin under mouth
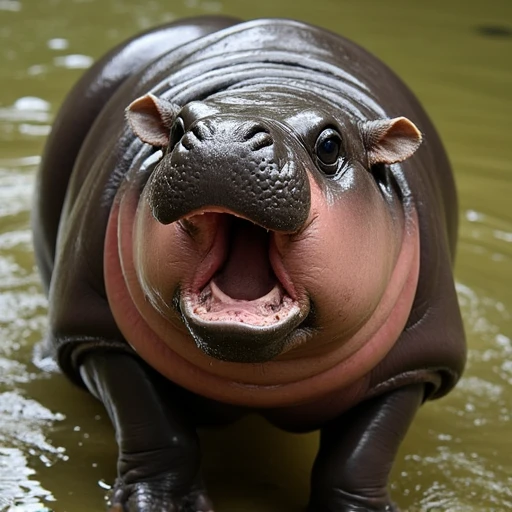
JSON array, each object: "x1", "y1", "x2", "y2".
[{"x1": 103, "y1": 176, "x2": 420, "y2": 408}]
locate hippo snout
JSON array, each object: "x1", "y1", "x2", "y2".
[{"x1": 146, "y1": 115, "x2": 311, "y2": 232}]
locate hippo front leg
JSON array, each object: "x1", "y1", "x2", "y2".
[
  {"x1": 79, "y1": 352, "x2": 212, "y2": 512},
  {"x1": 308, "y1": 385, "x2": 424, "y2": 512}
]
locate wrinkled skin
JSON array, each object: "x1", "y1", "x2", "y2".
[{"x1": 33, "y1": 15, "x2": 466, "y2": 512}]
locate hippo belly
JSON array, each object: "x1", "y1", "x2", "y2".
[{"x1": 33, "y1": 16, "x2": 466, "y2": 512}]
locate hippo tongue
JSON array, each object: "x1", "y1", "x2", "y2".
[{"x1": 213, "y1": 218, "x2": 275, "y2": 300}]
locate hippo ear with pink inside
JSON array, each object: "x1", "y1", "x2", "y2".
[
  {"x1": 362, "y1": 117, "x2": 422, "y2": 166},
  {"x1": 126, "y1": 93, "x2": 181, "y2": 147}
]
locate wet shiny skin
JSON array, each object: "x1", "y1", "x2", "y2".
[{"x1": 0, "y1": 1, "x2": 511, "y2": 511}]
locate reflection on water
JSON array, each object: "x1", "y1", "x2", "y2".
[
  {"x1": 0, "y1": 0, "x2": 511, "y2": 510},
  {"x1": 0, "y1": 99, "x2": 50, "y2": 147},
  {"x1": 0, "y1": 393, "x2": 64, "y2": 511},
  {"x1": 52, "y1": 55, "x2": 93, "y2": 70}
]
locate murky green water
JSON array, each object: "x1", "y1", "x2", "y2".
[{"x1": 0, "y1": 0, "x2": 511, "y2": 510}]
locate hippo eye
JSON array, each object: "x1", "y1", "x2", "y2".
[
  {"x1": 169, "y1": 117, "x2": 185, "y2": 151},
  {"x1": 315, "y1": 128, "x2": 343, "y2": 175}
]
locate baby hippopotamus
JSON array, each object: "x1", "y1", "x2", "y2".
[{"x1": 33, "y1": 15, "x2": 466, "y2": 512}]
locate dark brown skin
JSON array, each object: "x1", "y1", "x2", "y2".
[{"x1": 33, "y1": 16, "x2": 466, "y2": 512}]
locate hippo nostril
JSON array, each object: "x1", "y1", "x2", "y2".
[
  {"x1": 192, "y1": 120, "x2": 215, "y2": 141},
  {"x1": 242, "y1": 123, "x2": 273, "y2": 150},
  {"x1": 243, "y1": 122, "x2": 269, "y2": 140},
  {"x1": 249, "y1": 132, "x2": 273, "y2": 151},
  {"x1": 180, "y1": 120, "x2": 214, "y2": 150}
]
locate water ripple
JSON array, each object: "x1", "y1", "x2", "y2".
[
  {"x1": 0, "y1": 173, "x2": 33, "y2": 218},
  {"x1": 460, "y1": 209, "x2": 512, "y2": 263},
  {"x1": 53, "y1": 54, "x2": 93, "y2": 70},
  {"x1": 0, "y1": 392, "x2": 65, "y2": 511},
  {"x1": 0, "y1": 0, "x2": 20, "y2": 12}
]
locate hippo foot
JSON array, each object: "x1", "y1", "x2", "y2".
[
  {"x1": 308, "y1": 491, "x2": 399, "y2": 512},
  {"x1": 308, "y1": 505, "x2": 399, "y2": 512},
  {"x1": 107, "y1": 476, "x2": 213, "y2": 512}
]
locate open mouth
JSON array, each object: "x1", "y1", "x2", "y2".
[{"x1": 179, "y1": 212, "x2": 306, "y2": 362}]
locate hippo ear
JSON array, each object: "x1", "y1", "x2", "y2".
[
  {"x1": 126, "y1": 93, "x2": 180, "y2": 147},
  {"x1": 362, "y1": 117, "x2": 422, "y2": 165}
]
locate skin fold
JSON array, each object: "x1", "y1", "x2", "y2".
[{"x1": 33, "y1": 15, "x2": 466, "y2": 512}]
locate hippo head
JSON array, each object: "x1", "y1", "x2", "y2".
[{"x1": 123, "y1": 89, "x2": 422, "y2": 376}]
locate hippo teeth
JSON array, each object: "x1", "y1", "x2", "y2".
[
  {"x1": 192, "y1": 281, "x2": 294, "y2": 325},
  {"x1": 209, "y1": 280, "x2": 282, "y2": 307}
]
